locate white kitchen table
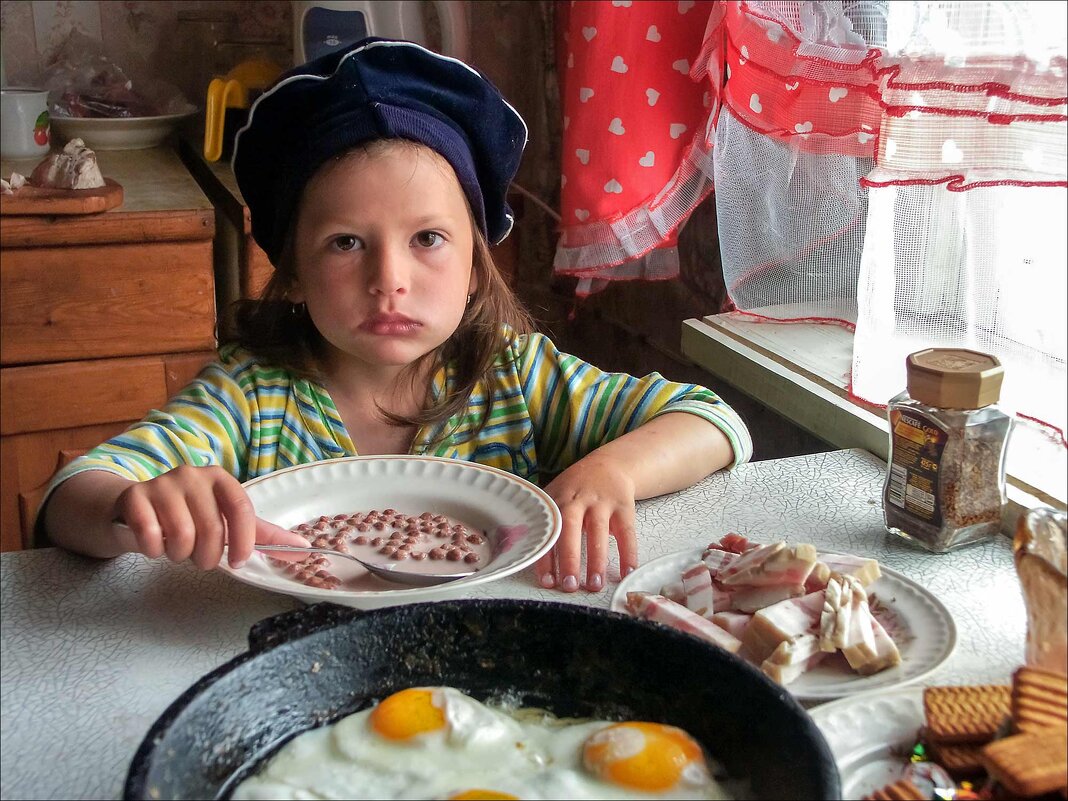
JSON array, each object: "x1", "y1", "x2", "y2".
[{"x1": 0, "y1": 449, "x2": 1026, "y2": 800}]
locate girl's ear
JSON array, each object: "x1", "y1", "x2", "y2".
[
  {"x1": 287, "y1": 279, "x2": 305, "y2": 304},
  {"x1": 467, "y1": 269, "x2": 479, "y2": 296}
]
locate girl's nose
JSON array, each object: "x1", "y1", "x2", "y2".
[{"x1": 368, "y1": 243, "x2": 410, "y2": 296}]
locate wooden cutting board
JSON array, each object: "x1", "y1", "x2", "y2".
[{"x1": 0, "y1": 178, "x2": 123, "y2": 216}]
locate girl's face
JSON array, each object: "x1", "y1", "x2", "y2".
[{"x1": 290, "y1": 143, "x2": 477, "y2": 378}]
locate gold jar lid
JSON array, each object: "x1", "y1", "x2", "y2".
[{"x1": 906, "y1": 348, "x2": 1004, "y2": 409}]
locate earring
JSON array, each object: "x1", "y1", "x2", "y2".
[
  {"x1": 466, "y1": 294, "x2": 473, "y2": 307},
  {"x1": 291, "y1": 302, "x2": 306, "y2": 316}
]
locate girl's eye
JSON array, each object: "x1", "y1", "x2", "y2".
[
  {"x1": 332, "y1": 235, "x2": 360, "y2": 252},
  {"x1": 414, "y1": 231, "x2": 443, "y2": 248}
]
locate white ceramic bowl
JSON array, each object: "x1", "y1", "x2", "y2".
[
  {"x1": 218, "y1": 456, "x2": 562, "y2": 610},
  {"x1": 50, "y1": 111, "x2": 196, "y2": 151}
]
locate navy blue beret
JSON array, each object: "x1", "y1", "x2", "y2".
[{"x1": 232, "y1": 37, "x2": 528, "y2": 266}]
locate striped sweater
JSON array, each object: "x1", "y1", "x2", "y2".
[{"x1": 44, "y1": 331, "x2": 752, "y2": 499}]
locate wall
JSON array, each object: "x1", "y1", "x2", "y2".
[
  {"x1": 0, "y1": 0, "x2": 829, "y2": 462},
  {"x1": 1, "y1": 1, "x2": 291, "y2": 105}
]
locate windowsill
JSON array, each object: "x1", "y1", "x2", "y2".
[{"x1": 681, "y1": 312, "x2": 1067, "y2": 528}]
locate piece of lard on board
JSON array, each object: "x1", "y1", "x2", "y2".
[{"x1": 630, "y1": 534, "x2": 899, "y2": 687}]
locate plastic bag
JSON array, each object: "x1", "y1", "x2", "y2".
[{"x1": 43, "y1": 30, "x2": 196, "y2": 118}]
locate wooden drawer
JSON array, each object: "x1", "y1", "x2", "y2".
[
  {"x1": 0, "y1": 240, "x2": 216, "y2": 365},
  {"x1": 0, "y1": 351, "x2": 214, "y2": 550},
  {"x1": 1, "y1": 351, "x2": 213, "y2": 435}
]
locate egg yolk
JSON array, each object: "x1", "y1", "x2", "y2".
[
  {"x1": 582, "y1": 721, "x2": 705, "y2": 792},
  {"x1": 448, "y1": 792, "x2": 519, "y2": 800},
  {"x1": 369, "y1": 688, "x2": 446, "y2": 740}
]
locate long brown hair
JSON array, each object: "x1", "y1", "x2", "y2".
[{"x1": 224, "y1": 140, "x2": 534, "y2": 445}]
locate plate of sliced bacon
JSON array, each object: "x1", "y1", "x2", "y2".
[{"x1": 610, "y1": 537, "x2": 957, "y2": 701}]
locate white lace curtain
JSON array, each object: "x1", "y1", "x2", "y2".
[{"x1": 708, "y1": 1, "x2": 1067, "y2": 479}]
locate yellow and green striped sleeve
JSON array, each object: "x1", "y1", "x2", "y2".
[{"x1": 516, "y1": 333, "x2": 753, "y2": 473}]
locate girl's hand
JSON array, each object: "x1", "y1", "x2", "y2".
[
  {"x1": 534, "y1": 455, "x2": 639, "y2": 593},
  {"x1": 113, "y1": 465, "x2": 307, "y2": 570}
]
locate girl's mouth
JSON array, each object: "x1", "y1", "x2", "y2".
[{"x1": 359, "y1": 313, "x2": 421, "y2": 335}]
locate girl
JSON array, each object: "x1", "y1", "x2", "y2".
[{"x1": 40, "y1": 38, "x2": 752, "y2": 593}]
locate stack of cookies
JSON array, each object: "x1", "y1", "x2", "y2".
[
  {"x1": 863, "y1": 666, "x2": 1067, "y2": 799},
  {"x1": 925, "y1": 684, "x2": 1013, "y2": 780},
  {"x1": 983, "y1": 666, "x2": 1067, "y2": 798}
]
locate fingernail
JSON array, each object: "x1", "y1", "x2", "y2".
[
  {"x1": 561, "y1": 574, "x2": 579, "y2": 592},
  {"x1": 232, "y1": 559, "x2": 247, "y2": 569},
  {"x1": 586, "y1": 573, "x2": 603, "y2": 591},
  {"x1": 540, "y1": 572, "x2": 556, "y2": 588},
  {"x1": 621, "y1": 565, "x2": 635, "y2": 578}
]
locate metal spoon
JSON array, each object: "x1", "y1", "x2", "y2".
[
  {"x1": 112, "y1": 521, "x2": 475, "y2": 587},
  {"x1": 252, "y1": 543, "x2": 477, "y2": 587}
]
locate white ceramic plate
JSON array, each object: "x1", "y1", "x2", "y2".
[
  {"x1": 809, "y1": 687, "x2": 925, "y2": 800},
  {"x1": 219, "y1": 456, "x2": 561, "y2": 610},
  {"x1": 610, "y1": 546, "x2": 956, "y2": 701},
  {"x1": 50, "y1": 112, "x2": 195, "y2": 150}
]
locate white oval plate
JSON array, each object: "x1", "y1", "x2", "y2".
[
  {"x1": 51, "y1": 111, "x2": 195, "y2": 150},
  {"x1": 809, "y1": 687, "x2": 924, "y2": 799},
  {"x1": 219, "y1": 456, "x2": 561, "y2": 610},
  {"x1": 610, "y1": 546, "x2": 956, "y2": 701}
]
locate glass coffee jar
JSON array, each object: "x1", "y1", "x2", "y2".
[{"x1": 883, "y1": 348, "x2": 1013, "y2": 553}]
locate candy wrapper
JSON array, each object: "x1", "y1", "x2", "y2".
[{"x1": 42, "y1": 30, "x2": 196, "y2": 119}]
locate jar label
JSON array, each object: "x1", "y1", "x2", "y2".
[{"x1": 886, "y1": 410, "x2": 947, "y2": 526}]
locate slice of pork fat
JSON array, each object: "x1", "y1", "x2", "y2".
[
  {"x1": 625, "y1": 592, "x2": 742, "y2": 654},
  {"x1": 862, "y1": 617, "x2": 902, "y2": 675},
  {"x1": 712, "y1": 610, "x2": 753, "y2": 640},
  {"x1": 819, "y1": 553, "x2": 882, "y2": 588},
  {"x1": 701, "y1": 547, "x2": 737, "y2": 575},
  {"x1": 841, "y1": 576, "x2": 879, "y2": 669},
  {"x1": 741, "y1": 590, "x2": 826, "y2": 664},
  {"x1": 720, "y1": 542, "x2": 819, "y2": 588},
  {"x1": 728, "y1": 582, "x2": 806, "y2": 613},
  {"x1": 819, "y1": 577, "x2": 844, "y2": 652},
  {"x1": 660, "y1": 579, "x2": 687, "y2": 604},
  {"x1": 681, "y1": 561, "x2": 717, "y2": 619},
  {"x1": 718, "y1": 541, "x2": 784, "y2": 583}
]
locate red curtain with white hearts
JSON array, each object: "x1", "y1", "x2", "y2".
[
  {"x1": 556, "y1": 0, "x2": 1066, "y2": 475},
  {"x1": 555, "y1": 0, "x2": 724, "y2": 297}
]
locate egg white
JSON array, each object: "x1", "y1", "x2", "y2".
[{"x1": 231, "y1": 687, "x2": 733, "y2": 800}]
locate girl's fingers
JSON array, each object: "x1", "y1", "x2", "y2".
[
  {"x1": 533, "y1": 552, "x2": 556, "y2": 588},
  {"x1": 117, "y1": 492, "x2": 164, "y2": 559},
  {"x1": 186, "y1": 491, "x2": 226, "y2": 570},
  {"x1": 611, "y1": 507, "x2": 639, "y2": 579},
  {"x1": 584, "y1": 509, "x2": 611, "y2": 592},
  {"x1": 256, "y1": 519, "x2": 310, "y2": 546},
  {"x1": 156, "y1": 498, "x2": 198, "y2": 564},
  {"x1": 554, "y1": 506, "x2": 586, "y2": 592},
  {"x1": 214, "y1": 480, "x2": 257, "y2": 568},
  {"x1": 255, "y1": 518, "x2": 313, "y2": 563}
]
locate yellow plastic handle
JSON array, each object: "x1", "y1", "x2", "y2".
[
  {"x1": 204, "y1": 79, "x2": 248, "y2": 163},
  {"x1": 226, "y1": 58, "x2": 282, "y2": 90}
]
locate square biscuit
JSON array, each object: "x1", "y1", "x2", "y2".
[
  {"x1": 925, "y1": 685, "x2": 1012, "y2": 744},
  {"x1": 1013, "y1": 666, "x2": 1068, "y2": 734},
  {"x1": 1013, "y1": 666, "x2": 1068, "y2": 697},
  {"x1": 862, "y1": 779, "x2": 927, "y2": 800},
  {"x1": 928, "y1": 740, "x2": 986, "y2": 777},
  {"x1": 982, "y1": 727, "x2": 1068, "y2": 798}
]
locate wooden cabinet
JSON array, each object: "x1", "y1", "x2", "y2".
[
  {"x1": 0, "y1": 148, "x2": 217, "y2": 551},
  {"x1": 178, "y1": 137, "x2": 273, "y2": 315}
]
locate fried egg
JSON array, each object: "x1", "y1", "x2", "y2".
[{"x1": 232, "y1": 687, "x2": 734, "y2": 800}]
